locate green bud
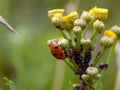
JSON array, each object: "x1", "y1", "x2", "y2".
[
  {"x1": 111, "y1": 25, "x2": 120, "y2": 37},
  {"x1": 63, "y1": 22, "x2": 73, "y2": 31},
  {"x1": 51, "y1": 17, "x2": 62, "y2": 27},
  {"x1": 73, "y1": 26, "x2": 82, "y2": 35},
  {"x1": 96, "y1": 74, "x2": 101, "y2": 78},
  {"x1": 80, "y1": 11, "x2": 92, "y2": 23},
  {"x1": 81, "y1": 74, "x2": 89, "y2": 81},
  {"x1": 86, "y1": 67, "x2": 98, "y2": 76},
  {"x1": 100, "y1": 36, "x2": 115, "y2": 48},
  {"x1": 58, "y1": 38, "x2": 68, "y2": 48},
  {"x1": 74, "y1": 19, "x2": 87, "y2": 29},
  {"x1": 93, "y1": 20, "x2": 105, "y2": 33},
  {"x1": 81, "y1": 38, "x2": 91, "y2": 47}
]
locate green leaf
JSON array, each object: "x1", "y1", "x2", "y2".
[{"x1": 3, "y1": 77, "x2": 16, "y2": 90}]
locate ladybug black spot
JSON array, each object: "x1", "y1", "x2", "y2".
[
  {"x1": 53, "y1": 53, "x2": 57, "y2": 57},
  {"x1": 60, "y1": 53, "x2": 63, "y2": 56},
  {"x1": 54, "y1": 46, "x2": 58, "y2": 49}
]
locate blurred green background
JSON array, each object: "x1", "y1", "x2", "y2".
[{"x1": 0, "y1": 0, "x2": 119, "y2": 90}]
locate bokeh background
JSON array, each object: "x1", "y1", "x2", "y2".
[{"x1": 0, "y1": 0, "x2": 120, "y2": 90}]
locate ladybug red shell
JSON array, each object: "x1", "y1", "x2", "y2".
[{"x1": 49, "y1": 40, "x2": 66, "y2": 59}]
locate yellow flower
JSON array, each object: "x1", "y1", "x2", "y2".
[
  {"x1": 104, "y1": 30, "x2": 117, "y2": 39},
  {"x1": 62, "y1": 11, "x2": 79, "y2": 24},
  {"x1": 62, "y1": 15, "x2": 73, "y2": 30},
  {"x1": 62, "y1": 16, "x2": 68, "y2": 24},
  {"x1": 66, "y1": 11, "x2": 79, "y2": 20},
  {"x1": 48, "y1": 9, "x2": 65, "y2": 18},
  {"x1": 53, "y1": 13, "x2": 62, "y2": 18},
  {"x1": 89, "y1": 6, "x2": 108, "y2": 21},
  {"x1": 89, "y1": 6, "x2": 108, "y2": 15}
]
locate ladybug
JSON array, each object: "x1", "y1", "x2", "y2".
[{"x1": 48, "y1": 40, "x2": 66, "y2": 59}]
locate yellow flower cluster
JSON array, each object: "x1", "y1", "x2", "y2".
[
  {"x1": 89, "y1": 6, "x2": 108, "y2": 21},
  {"x1": 48, "y1": 9, "x2": 79, "y2": 30},
  {"x1": 104, "y1": 30, "x2": 117, "y2": 39},
  {"x1": 89, "y1": 6, "x2": 108, "y2": 15},
  {"x1": 63, "y1": 11, "x2": 78, "y2": 23}
]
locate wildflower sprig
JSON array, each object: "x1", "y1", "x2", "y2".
[{"x1": 47, "y1": 7, "x2": 119, "y2": 90}]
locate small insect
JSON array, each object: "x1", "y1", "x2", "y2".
[
  {"x1": 48, "y1": 40, "x2": 66, "y2": 59},
  {"x1": 55, "y1": 25, "x2": 64, "y2": 30},
  {"x1": 99, "y1": 63, "x2": 108, "y2": 69}
]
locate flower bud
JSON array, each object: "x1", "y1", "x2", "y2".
[
  {"x1": 51, "y1": 17, "x2": 62, "y2": 27},
  {"x1": 93, "y1": 20, "x2": 105, "y2": 33},
  {"x1": 96, "y1": 74, "x2": 101, "y2": 78},
  {"x1": 111, "y1": 25, "x2": 120, "y2": 37},
  {"x1": 67, "y1": 11, "x2": 79, "y2": 21},
  {"x1": 86, "y1": 67, "x2": 98, "y2": 76},
  {"x1": 80, "y1": 11, "x2": 92, "y2": 23},
  {"x1": 81, "y1": 38, "x2": 91, "y2": 47},
  {"x1": 81, "y1": 74, "x2": 89, "y2": 81},
  {"x1": 48, "y1": 9, "x2": 64, "y2": 19},
  {"x1": 104, "y1": 30, "x2": 117, "y2": 39},
  {"x1": 58, "y1": 37, "x2": 68, "y2": 48},
  {"x1": 74, "y1": 19, "x2": 87, "y2": 29},
  {"x1": 73, "y1": 26, "x2": 82, "y2": 35},
  {"x1": 100, "y1": 36, "x2": 115, "y2": 48}
]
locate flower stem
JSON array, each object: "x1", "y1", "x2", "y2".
[
  {"x1": 63, "y1": 59, "x2": 74, "y2": 71},
  {"x1": 94, "y1": 40, "x2": 117, "y2": 89},
  {"x1": 94, "y1": 70, "x2": 105, "y2": 89},
  {"x1": 106, "y1": 40, "x2": 117, "y2": 64},
  {"x1": 93, "y1": 48, "x2": 107, "y2": 67},
  {"x1": 59, "y1": 30, "x2": 70, "y2": 40},
  {"x1": 91, "y1": 30, "x2": 98, "y2": 46},
  {"x1": 82, "y1": 28, "x2": 87, "y2": 38},
  {"x1": 76, "y1": 34, "x2": 81, "y2": 50},
  {"x1": 82, "y1": 47, "x2": 87, "y2": 60},
  {"x1": 82, "y1": 24, "x2": 89, "y2": 38}
]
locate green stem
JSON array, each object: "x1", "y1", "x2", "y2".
[
  {"x1": 59, "y1": 30, "x2": 74, "y2": 48},
  {"x1": 63, "y1": 59, "x2": 74, "y2": 71},
  {"x1": 94, "y1": 40, "x2": 117, "y2": 89},
  {"x1": 82, "y1": 47, "x2": 87, "y2": 61},
  {"x1": 82, "y1": 28, "x2": 87, "y2": 38},
  {"x1": 94, "y1": 69, "x2": 105, "y2": 89},
  {"x1": 93, "y1": 48, "x2": 107, "y2": 67},
  {"x1": 69, "y1": 31, "x2": 75, "y2": 48},
  {"x1": 59, "y1": 30, "x2": 70, "y2": 40},
  {"x1": 91, "y1": 30, "x2": 98, "y2": 46},
  {"x1": 90, "y1": 51, "x2": 96, "y2": 65},
  {"x1": 82, "y1": 23, "x2": 89, "y2": 38},
  {"x1": 106, "y1": 40, "x2": 117, "y2": 64},
  {"x1": 76, "y1": 34, "x2": 81, "y2": 50}
]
